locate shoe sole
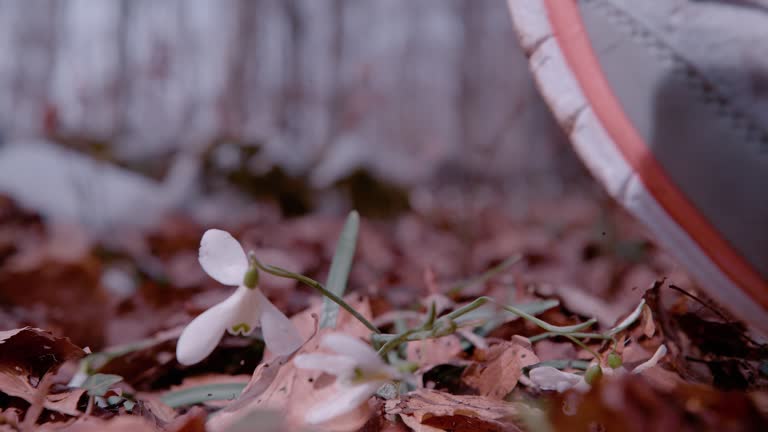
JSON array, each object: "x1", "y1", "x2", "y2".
[{"x1": 506, "y1": 0, "x2": 768, "y2": 332}]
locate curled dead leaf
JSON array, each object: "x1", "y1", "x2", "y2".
[{"x1": 0, "y1": 327, "x2": 85, "y2": 377}]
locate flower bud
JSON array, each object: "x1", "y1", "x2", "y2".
[
  {"x1": 607, "y1": 352, "x2": 623, "y2": 369},
  {"x1": 584, "y1": 365, "x2": 603, "y2": 385}
]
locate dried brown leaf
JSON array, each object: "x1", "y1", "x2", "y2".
[
  {"x1": 384, "y1": 389, "x2": 523, "y2": 432},
  {"x1": 166, "y1": 407, "x2": 207, "y2": 432},
  {"x1": 640, "y1": 304, "x2": 656, "y2": 338},
  {"x1": 0, "y1": 367, "x2": 86, "y2": 417},
  {"x1": 137, "y1": 396, "x2": 178, "y2": 425},
  {"x1": 0, "y1": 327, "x2": 85, "y2": 377},
  {"x1": 406, "y1": 335, "x2": 463, "y2": 369},
  {"x1": 462, "y1": 337, "x2": 539, "y2": 399},
  {"x1": 533, "y1": 340, "x2": 576, "y2": 363}
]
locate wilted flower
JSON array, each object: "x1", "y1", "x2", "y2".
[
  {"x1": 294, "y1": 333, "x2": 402, "y2": 424},
  {"x1": 176, "y1": 229, "x2": 303, "y2": 365},
  {"x1": 529, "y1": 345, "x2": 667, "y2": 393}
]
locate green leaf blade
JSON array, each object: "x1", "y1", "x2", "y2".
[
  {"x1": 81, "y1": 373, "x2": 123, "y2": 397},
  {"x1": 320, "y1": 210, "x2": 360, "y2": 329},
  {"x1": 160, "y1": 383, "x2": 247, "y2": 408}
]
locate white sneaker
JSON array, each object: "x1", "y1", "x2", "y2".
[{"x1": 506, "y1": 0, "x2": 768, "y2": 331}]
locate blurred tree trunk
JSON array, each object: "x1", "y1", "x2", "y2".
[{"x1": 0, "y1": 0, "x2": 585, "y2": 193}]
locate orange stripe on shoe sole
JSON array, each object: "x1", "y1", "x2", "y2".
[{"x1": 543, "y1": 0, "x2": 768, "y2": 309}]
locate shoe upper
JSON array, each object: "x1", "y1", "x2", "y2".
[{"x1": 579, "y1": 0, "x2": 768, "y2": 281}]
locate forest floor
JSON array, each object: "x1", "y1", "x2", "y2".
[{"x1": 0, "y1": 191, "x2": 765, "y2": 432}]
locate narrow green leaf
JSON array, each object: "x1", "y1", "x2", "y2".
[
  {"x1": 447, "y1": 255, "x2": 522, "y2": 296},
  {"x1": 160, "y1": 383, "x2": 247, "y2": 408},
  {"x1": 76, "y1": 328, "x2": 182, "y2": 377},
  {"x1": 606, "y1": 299, "x2": 645, "y2": 336},
  {"x1": 466, "y1": 299, "x2": 561, "y2": 338},
  {"x1": 320, "y1": 210, "x2": 359, "y2": 329},
  {"x1": 81, "y1": 373, "x2": 123, "y2": 397}
]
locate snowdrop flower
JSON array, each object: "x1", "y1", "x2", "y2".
[
  {"x1": 294, "y1": 333, "x2": 402, "y2": 424},
  {"x1": 529, "y1": 366, "x2": 592, "y2": 393},
  {"x1": 529, "y1": 345, "x2": 668, "y2": 393},
  {"x1": 176, "y1": 229, "x2": 303, "y2": 365}
]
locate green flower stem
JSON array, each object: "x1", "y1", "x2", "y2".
[
  {"x1": 372, "y1": 328, "x2": 447, "y2": 345},
  {"x1": 423, "y1": 301, "x2": 437, "y2": 328},
  {"x1": 250, "y1": 257, "x2": 381, "y2": 334},
  {"x1": 606, "y1": 299, "x2": 646, "y2": 336},
  {"x1": 442, "y1": 298, "x2": 488, "y2": 321},
  {"x1": 376, "y1": 328, "x2": 418, "y2": 357},
  {"x1": 375, "y1": 298, "x2": 585, "y2": 357},
  {"x1": 564, "y1": 334, "x2": 601, "y2": 363},
  {"x1": 446, "y1": 297, "x2": 597, "y2": 333},
  {"x1": 376, "y1": 301, "x2": 448, "y2": 357},
  {"x1": 528, "y1": 331, "x2": 613, "y2": 343},
  {"x1": 447, "y1": 254, "x2": 523, "y2": 296},
  {"x1": 502, "y1": 304, "x2": 597, "y2": 332},
  {"x1": 467, "y1": 299, "x2": 560, "y2": 341},
  {"x1": 527, "y1": 299, "x2": 646, "y2": 353}
]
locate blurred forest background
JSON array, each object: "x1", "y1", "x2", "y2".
[{"x1": 0, "y1": 0, "x2": 591, "y2": 227}]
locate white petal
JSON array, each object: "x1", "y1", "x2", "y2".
[
  {"x1": 529, "y1": 366, "x2": 584, "y2": 393},
  {"x1": 254, "y1": 289, "x2": 303, "y2": 355},
  {"x1": 305, "y1": 381, "x2": 381, "y2": 425},
  {"x1": 573, "y1": 379, "x2": 592, "y2": 393},
  {"x1": 632, "y1": 345, "x2": 667, "y2": 374},
  {"x1": 603, "y1": 366, "x2": 628, "y2": 377},
  {"x1": 225, "y1": 286, "x2": 262, "y2": 336},
  {"x1": 67, "y1": 370, "x2": 88, "y2": 387},
  {"x1": 199, "y1": 229, "x2": 249, "y2": 286},
  {"x1": 176, "y1": 292, "x2": 241, "y2": 365},
  {"x1": 294, "y1": 353, "x2": 357, "y2": 377},
  {"x1": 321, "y1": 333, "x2": 382, "y2": 366}
]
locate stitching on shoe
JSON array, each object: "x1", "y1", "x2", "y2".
[{"x1": 582, "y1": 0, "x2": 768, "y2": 152}]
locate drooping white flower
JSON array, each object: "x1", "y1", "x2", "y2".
[
  {"x1": 293, "y1": 333, "x2": 402, "y2": 425},
  {"x1": 529, "y1": 345, "x2": 668, "y2": 393},
  {"x1": 176, "y1": 229, "x2": 303, "y2": 365},
  {"x1": 529, "y1": 366, "x2": 591, "y2": 393}
]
